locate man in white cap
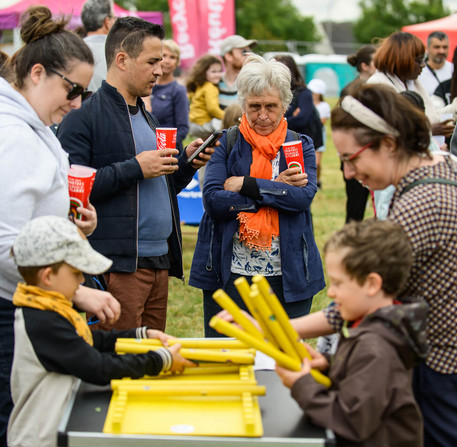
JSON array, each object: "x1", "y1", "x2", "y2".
[{"x1": 218, "y1": 35, "x2": 257, "y2": 109}]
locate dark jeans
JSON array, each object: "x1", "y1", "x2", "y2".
[
  {"x1": 0, "y1": 297, "x2": 15, "y2": 447},
  {"x1": 413, "y1": 362, "x2": 457, "y2": 447},
  {"x1": 344, "y1": 172, "x2": 369, "y2": 223},
  {"x1": 203, "y1": 273, "x2": 313, "y2": 338}
]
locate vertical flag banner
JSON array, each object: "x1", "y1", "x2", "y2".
[{"x1": 169, "y1": 0, "x2": 235, "y2": 70}]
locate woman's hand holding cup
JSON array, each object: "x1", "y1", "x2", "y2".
[{"x1": 275, "y1": 167, "x2": 308, "y2": 187}]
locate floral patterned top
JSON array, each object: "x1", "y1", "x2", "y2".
[{"x1": 231, "y1": 152, "x2": 282, "y2": 276}]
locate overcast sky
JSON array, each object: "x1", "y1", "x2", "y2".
[
  {"x1": 292, "y1": 0, "x2": 457, "y2": 22},
  {"x1": 0, "y1": 0, "x2": 17, "y2": 7},
  {"x1": 1, "y1": 0, "x2": 457, "y2": 23}
]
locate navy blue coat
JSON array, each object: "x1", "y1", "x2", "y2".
[
  {"x1": 189, "y1": 129, "x2": 325, "y2": 303},
  {"x1": 57, "y1": 81, "x2": 196, "y2": 279}
]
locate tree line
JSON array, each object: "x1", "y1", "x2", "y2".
[{"x1": 116, "y1": 0, "x2": 450, "y2": 49}]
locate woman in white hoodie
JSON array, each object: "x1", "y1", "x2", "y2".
[{"x1": 0, "y1": 6, "x2": 120, "y2": 443}]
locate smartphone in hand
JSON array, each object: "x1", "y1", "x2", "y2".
[{"x1": 187, "y1": 130, "x2": 223, "y2": 164}]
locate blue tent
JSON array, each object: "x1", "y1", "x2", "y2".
[{"x1": 177, "y1": 173, "x2": 204, "y2": 225}]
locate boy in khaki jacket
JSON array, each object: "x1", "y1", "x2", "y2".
[{"x1": 277, "y1": 219, "x2": 428, "y2": 447}]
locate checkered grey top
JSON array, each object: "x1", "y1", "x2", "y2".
[{"x1": 324, "y1": 156, "x2": 457, "y2": 374}]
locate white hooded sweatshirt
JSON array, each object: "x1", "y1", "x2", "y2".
[{"x1": 0, "y1": 77, "x2": 70, "y2": 299}]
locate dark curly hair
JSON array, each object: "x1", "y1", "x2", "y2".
[{"x1": 186, "y1": 54, "x2": 222, "y2": 93}]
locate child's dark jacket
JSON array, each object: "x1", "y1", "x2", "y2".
[
  {"x1": 8, "y1": 306, "x2": 166, "y2": 447},
  {"x1": 292, "y1": 301, "x2": 428, "y2": 447}
]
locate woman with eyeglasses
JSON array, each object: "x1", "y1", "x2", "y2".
[
  {"x1": 0, "y1": 7, "x2": 120, "y2": 442},
  {"x1": 367, "y1": 31, "x2": 454, "y2": 141},
  {"x1": 274, "y1": 84, "x2": 456, "y2": 446}
]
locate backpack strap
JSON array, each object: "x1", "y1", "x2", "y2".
[
  {"x1": 400, "y1": 177, "x2": 457, "y2": 196},
  {"x1": 225, "y1": 125, "x2": 240, "y2": 156},
  {"x1": 289, "y1": 130, "x2": 300, "y2": 140}
]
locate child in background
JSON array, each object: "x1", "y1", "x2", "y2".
[
  {"x1": 187, "y1": 54, "x2": 225, "y2": 139},
  {"x1": 276, "y1": 219, "x2": 427, "y2": 447},
  {"x1": 221, "y1": 103, "x2": 242, "y2": 130},
  {"x1": 307, "y1": 78, "x2": 330, "y2": 188},
  {"x1": 7, "y1": 216, "x2": 194, "y2": 447}
]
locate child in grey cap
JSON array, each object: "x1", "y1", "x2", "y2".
[{"x1": 7, "y1": 216, "x2": 194, "y2": 447}]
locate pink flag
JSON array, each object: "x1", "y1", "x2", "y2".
[{"x1": 168, "y1": 0, "x2": 235, "y2": 70}]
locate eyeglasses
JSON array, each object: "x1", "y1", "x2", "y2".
[
  {"x1": 415, "y1": 55, "x2": 426, "y2": 65},
  {"x1": 339, "y1": 142, "x2": 373, "y2": 166},
  {"x1": 49, "y1": 68, "x2": 92, "y2": 101}
]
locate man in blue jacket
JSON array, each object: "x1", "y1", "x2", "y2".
[{"x1": 58, "y1": 17, "x2": 212, "y2": 331}]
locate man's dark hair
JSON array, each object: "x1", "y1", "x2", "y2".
[
  {"x1": 427, "y1": 31, "x2": 448, "y2": 46},
  {"x1": 105, "y1": 17, "x2": 165, "y2": 68}
]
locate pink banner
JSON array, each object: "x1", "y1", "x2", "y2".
[{"x1": 168, "y1": 0, "x2": 235, "y2": 70}]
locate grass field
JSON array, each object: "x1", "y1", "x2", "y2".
[{"x1": 166, "y1": 101, "x2": 373, "y2": 337}]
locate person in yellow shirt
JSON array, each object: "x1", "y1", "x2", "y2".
[{"x1": 187, "y1": 54, "x2": 225, "y2": 139}]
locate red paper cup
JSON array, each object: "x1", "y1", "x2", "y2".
[
  {"x1": 156, "y1": 127, "x2": 177, "y2": 151},
  {"x1": 282, "y1": 140, "x2": 304, "y2": 173},
  {"x1": 68, "y1": 165, "x2": 96, "y2": 220}
]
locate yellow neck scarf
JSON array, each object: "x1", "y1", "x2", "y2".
[{"x1": 13, "y1": 283, "x2": 93, "y2": 346}]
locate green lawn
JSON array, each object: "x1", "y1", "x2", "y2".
[{"x1": 166, "y1": 103, "x2": 373, "y2": 337}]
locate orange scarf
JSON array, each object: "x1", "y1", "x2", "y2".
[{"x1": 237, "y1": 114, "x2": 287, "y2": 250}]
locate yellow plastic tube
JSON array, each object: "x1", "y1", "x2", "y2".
[
  {"x1": 210, "y1": 316, "x2": 302, "y2": 371},
  {"x1": 115, "y1": 342, "x2": 255, "y2": 364},
  {"x1": 212, "y1": 289, "x2": 264, "y2": 340},
  {"x1": 210, "y1": 316, "x2": 332, "y2": 388},
  {"x1": 253, "y1": 275, "x2": 311, "y2": 360},
  {"x1": 234, "y1": 277, "x2": 279, "y2": 348},
  {"x1": 111, "y1": 378, "x2": 258, "y2": 389},
  {"x1": 249, "y1": 285, "x2": 301, "y2": 362},
  {"x1": 117, "y1": 338, "x2": 249, "y2": 350},
  {"x1": 181, "y1": 348, "x2": 255, "y2": 364},
  {"x1": 111, "y1": 381, "x2": 266, "y2": 396}
]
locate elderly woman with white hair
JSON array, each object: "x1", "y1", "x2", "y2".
[{"x1": 189, "y1": 54, "x2": 325, "y2": 337}]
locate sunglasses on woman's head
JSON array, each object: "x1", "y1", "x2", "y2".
[{"x1": 49, "y1": 68, "x2": 92, "y2": 101}]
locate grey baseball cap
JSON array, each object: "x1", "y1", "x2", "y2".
[
  {"x1": 220, "y1": 35, "x2": 258, "y2": 56},
  {"x1": 13, "y1": 216, "x2": 112, "y2": 274}
]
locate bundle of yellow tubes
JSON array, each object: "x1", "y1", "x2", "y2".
[
  {"x1": 209, "y1": 275, "x2": 332, "y2": 388},
  {"x1": 115, "y1": 337, "x2": 257, "y2": 366}
]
